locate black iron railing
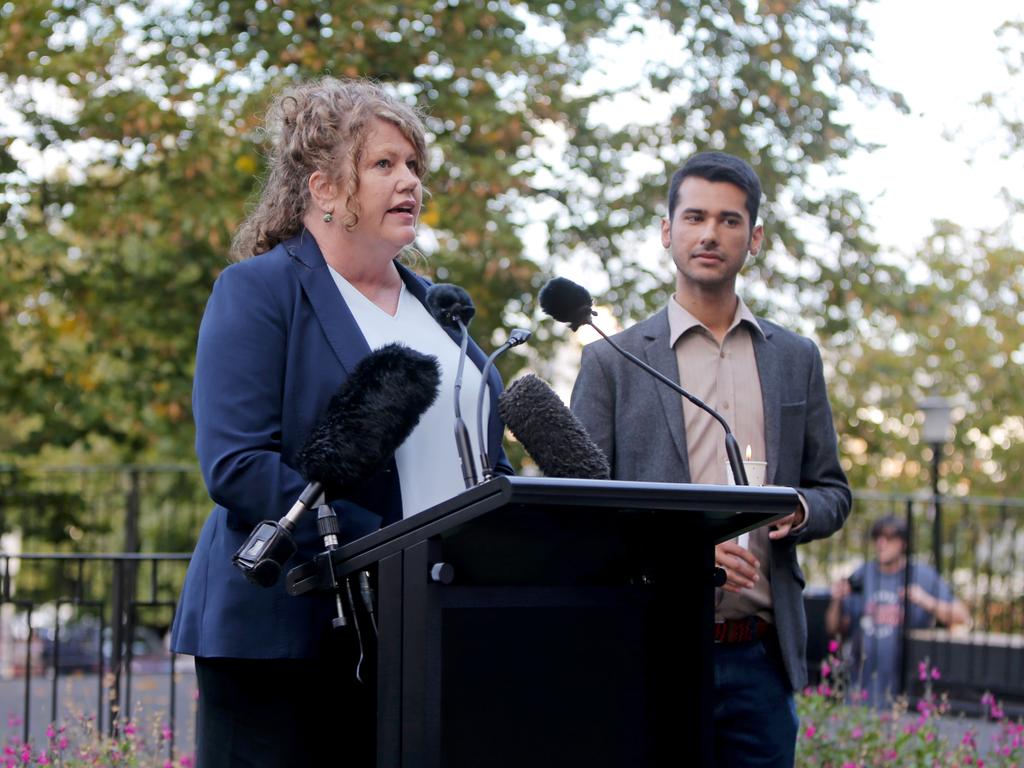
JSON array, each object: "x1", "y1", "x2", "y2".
[
  {"x1": 0, "y1": 553, "x2": 192, "y2": 756},
  {"x1": 1, "y1": 466, "x2": 1023, "y2": 730},
  {"x1": 800, "y1": 492, "x2": 1024, "y2": 712}
]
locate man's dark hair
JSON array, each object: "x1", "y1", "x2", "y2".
[
  {"x1": 870, "y1": 515, "x2": 908, "y2": 544},
  {"x1": 667, "y1": 151, "x2": 762, "y2": 230}
]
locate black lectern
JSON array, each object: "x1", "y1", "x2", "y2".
[{"x1": 287, "y1": 476, "x2": 798, "y2": 768}]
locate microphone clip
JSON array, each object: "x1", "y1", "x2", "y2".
[{"x1": 232, "y1": 520, "x2": 298, "y2": 587}]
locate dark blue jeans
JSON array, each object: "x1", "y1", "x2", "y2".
[{"x1": 713, "y1": 637, "x2": 799, "y2": 768}]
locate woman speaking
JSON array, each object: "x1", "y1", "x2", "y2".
[{"x1": 171, "y1": 77, "x2": 512, "y2": 767}]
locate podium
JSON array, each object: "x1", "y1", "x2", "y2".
[{"x1": 287, "y1": 476, "x2": 798, "y2": 767}]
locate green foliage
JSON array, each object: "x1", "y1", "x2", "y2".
[
  {"x1": 797, "y1": 655, "x2": 1024, "y2": 767},
  {"x1": 1, "y1": 713, "x2": 192, "y2": 767},
  {"x1": 0, "y1": 0, "x2": 894, "y2": 468},
  {"x1": 827, "y1": 223, "x2": 1024, "y2": 496}
]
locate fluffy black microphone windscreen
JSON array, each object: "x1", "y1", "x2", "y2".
[
  {"x1": 538, "y1": 277, "x2": 594, "y2": 330},
  {"x1": 498, "y1": 374, "x2": 610, "y2": 480},
  {"x1": 425, "y1": 283, "x2": 476, "y2": 329},
  {"x1": 296, "y1": 343, "x2": 441, "y2": 494}
]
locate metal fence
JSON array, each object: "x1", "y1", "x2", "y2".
[
  {"x1": 0, "y1": 553, "x2": 193, "y2": 756},
  {"x1": 0, "y1": 466, "x2": 203, "y2": 755},
  {"x1": 799, "y1": 491, "x2": 1024, "y2": 713},
  {"x1": 0, "y1": 466, "x2": 1022, "y2": 738}
]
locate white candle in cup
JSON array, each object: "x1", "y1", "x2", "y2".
[{"x1": 725, "y1": 447, "x2": 766, "y2": 548}]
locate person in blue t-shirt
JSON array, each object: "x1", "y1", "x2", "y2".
[{"x1": 825, "y1": 515, "x2": 969, "y2": 707}]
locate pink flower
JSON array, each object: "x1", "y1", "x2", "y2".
[
  {"x1": 45, "y1": 726, "x2": 54, "y2": 740},
  {"x1": 124, "y1": 722, "x2": 136, "y2": 736},
  {"x1": 162, "y1": 726, "x2": 174, "y2": 741},
  {"x1": 56, "y1": 739, "x2": 66, "y2": 752},
  {"x1": 828, "y1": 639, "x2": 840, "y2": 654},
  {"x1": 821, "y1": 662, "x2": 832, "y2": 677},
  {"x1": 841, "y1": 763, "x2": 858, "y2": 768},
  {"x1": 919, "y1": 661, "x2": 929, "y2": 681},
  {"x1": 804, "y1": 724, "x2": 817, "y2": 739},
  {"x1": 931, "y1": 667, "x2": 941, "y2": 680},
  {"x1": 851, "y1": 726, "x2": 863, "y2": 739}
]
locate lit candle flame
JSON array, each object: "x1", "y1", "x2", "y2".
[{"x1": 745, "y1": 444, "x2": 752, "y2": 460}]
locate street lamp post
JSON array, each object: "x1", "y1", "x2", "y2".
[{"x1": 918, "y1": 395, "x2": 954, "y2": 572}]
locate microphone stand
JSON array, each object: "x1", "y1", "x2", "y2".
[
  {"x1": 453, "y1": 318, "x2": 479, "y2": 488},
  {"x1": 475, "y1": 328, "x2": 531, "y2": 481},
  {"x1": 581, "y1": 318, "x2": 749, "y2": 487}
]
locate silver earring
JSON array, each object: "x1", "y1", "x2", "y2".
[{"x1": 322, "y1": 211, "x2": 333, "y2": 223}]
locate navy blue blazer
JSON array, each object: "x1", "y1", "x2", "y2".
[{"x1": 171, "y1": 231, "x2": 512, "y2": 659}]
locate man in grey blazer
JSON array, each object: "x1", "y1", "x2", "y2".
[{"x1": 571, "y1": 151, "x2": 851, "y2": 767}]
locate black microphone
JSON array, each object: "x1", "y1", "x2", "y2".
[
  {"x1": 476, "y1": 327, "x2": 531, "y2": 480},
  {"x1": 498, "y1": 374, "x2": 610, "y2": 480},
  {"x1": 426, "y1": 283, "x2": 479, "y2": 488},
  {"x1": 540, "y1": 277, "x2": 749, "y2": 486},
  {"x1": 232, "y1": 343, "x2": 441, "y2": 587}
]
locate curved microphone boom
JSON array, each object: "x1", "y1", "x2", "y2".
[
  {"x1": 540, "y1": 277, "x2": 749, "y2": 486},
  {"x1": 475, "y1": 327, "x2": 531, "y2": 480},
  {"x1": 498, "y1": 374, "x2": 610, "y2": 480},
  {"x1": 426, "y1": 283, "x2": 479, "y2": 488},
  {"x1": 232, "y1": 344, "x2": 442, "y2": 587}
]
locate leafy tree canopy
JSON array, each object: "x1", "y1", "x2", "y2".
[{"x1": 2, "y1": 0, "x2": 892, "y2": 470}]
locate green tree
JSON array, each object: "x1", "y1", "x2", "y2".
[
  {"x1": 1, "y1": 0, "x2": 891, "y2": 467},
  {"x1": 828, "y1": 223, "x2": 1024, "y2": 496},
  {"x1": 826, "y1": 19, "x2": 1024, "y2": 496}
]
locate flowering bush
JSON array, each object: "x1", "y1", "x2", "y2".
[
  {"x1": 1, "y1": 713, "x2": 194, "y2": 768},
  {"x1": 797, "y1": 642, "x2": 1024, "y2": 767}
]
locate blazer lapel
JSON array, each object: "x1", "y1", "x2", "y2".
[
  {"x1": 751, "y1": 320, "x2": 781, "y2": 485},
  {"x1": 288, "y1": 231, "x2": 371, "y2": 374},
  {"x1": 641, "y1": 311, "x2": 692, "y2": 482},
  {"x1": 288, "y1": 235, "x2": 491, "y2": 398}
]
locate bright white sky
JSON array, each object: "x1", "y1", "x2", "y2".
[{"x1": 828, "y1": 2, "x2": 1022, "y2": 252}]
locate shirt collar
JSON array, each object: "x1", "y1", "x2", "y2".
[{"x1": 666, "y1": 294, "x2": 765, "y2": 348}]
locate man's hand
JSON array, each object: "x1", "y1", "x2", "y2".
[
  {"x1": 768, "y1": 504, "x2": 806, "y2": 540},
  {"x1": 715, "y1": 541, "x2": 760, "y2": 593},
  {"x1": 830, "y1": 577, "x2": 852, "y2": 601},
  {"x1": 906, "y1": 584, "x2": 934, "y2": 611}
]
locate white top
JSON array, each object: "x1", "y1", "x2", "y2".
[{"x1": 329, "y1": 267, "x2": 487, "y2": 517}]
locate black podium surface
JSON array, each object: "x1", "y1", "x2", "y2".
[{"x1": 288, "y1": 476, "x2": 798, "y2": 768}]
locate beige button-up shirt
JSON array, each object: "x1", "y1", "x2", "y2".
[{"x1": 667, "y1": 295, "x2": 774, "y2": 623}]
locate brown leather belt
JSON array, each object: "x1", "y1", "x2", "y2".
[{"x1": 714, "y1": 617, "x2": 773, "y2": 644}]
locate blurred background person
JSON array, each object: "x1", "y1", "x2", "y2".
[
  {"x1": 171, "y1": 77, "x2": 511, "y2": 767},
  {"x1": 826, "y1": 514, "x2": 969, "y2": 707}
]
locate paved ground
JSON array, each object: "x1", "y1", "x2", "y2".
[{"x1": 0, "y1": 669, "x2": 197, "y2": 754}]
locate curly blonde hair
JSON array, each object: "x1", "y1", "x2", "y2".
[{"x1": 231, "y1": 77, "x2": 428, "y2": 260}]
